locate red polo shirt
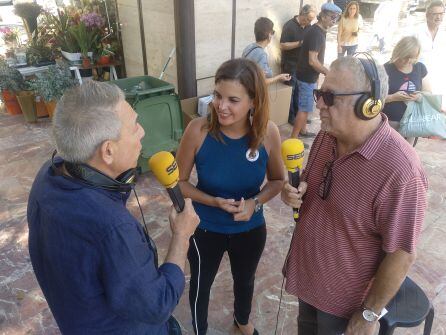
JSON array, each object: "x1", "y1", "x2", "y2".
[{"x1": 284, "y1": 116, "x2": 428, "y2": 318}]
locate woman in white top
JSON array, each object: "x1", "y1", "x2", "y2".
[{"x1": 337, "y1": 1, "x2": 363, "y2": 57}]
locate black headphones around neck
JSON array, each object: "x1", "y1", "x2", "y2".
[
  {"x1": 52, "y1": 150, "x2": 136, "y2": 193},
  {"x1": 354, "y1": 52, "x2": 383, "y2": 120}
]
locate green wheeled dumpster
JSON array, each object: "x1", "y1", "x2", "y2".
[{"x1": 112, "y1": 76, "x2": 183, "y2": 173}]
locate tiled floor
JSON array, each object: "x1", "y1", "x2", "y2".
[{"x1": 0, "y1": 109, "x2": 445, "y2": 335}]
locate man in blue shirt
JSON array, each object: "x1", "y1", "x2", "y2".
[{"x1": 27, "y1": 81, "x2": 199, "y2": 334}]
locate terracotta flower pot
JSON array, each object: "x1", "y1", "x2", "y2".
[
  {"x1": 44, "y1": 100, "x2": 57, "y2": 119},
  {"x1": 82, "y1": 57, "x2": 91, "y2": 68},
  {"x1": 1, "y1": 90, "x2": 22, "y2": 115},
  {"x1": 35, "y1": 96, "x2": 48, "y2": 117},
  {"x1": 97, "y1": 55, "x2": 110, "y2": 65},
  {"x1": 16, "y1": 91, "x2": 37, "y2": 123}
]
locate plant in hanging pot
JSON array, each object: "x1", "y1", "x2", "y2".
[
  {"x1": 13, "y1": 2, "x2": 42, "y2": 41},
  {"x1": 28, "y1": 63, "x2": 78, "y2": 118}
]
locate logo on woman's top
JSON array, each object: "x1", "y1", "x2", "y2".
[{"x1": 246, "y1": 149, "x2": 259, "y2": 162}]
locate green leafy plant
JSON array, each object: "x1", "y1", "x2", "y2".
[
  {"x1": 26, "y1": 32, "x2": 54, "y2": 65},
  {"x1": 69, "y1": 22, "x2": 99, "y2": 57},
  {"x1": 99, "y1": 43, "x2": 115, "y2": 56},
  {"x1": 40, "y1": 11, "x2": 78, "y2": 53},
  {"x1": 28, "y1": 63, "x2": 78, "y2": 102},
  {"x1": 0, "y1": 63, "x2": 28, "y2": 92}
]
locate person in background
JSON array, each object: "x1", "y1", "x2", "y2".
[
  {"x1": 176, "y1": 58, "x2": 284, "y2": 335},
  {"x1": 280, "y1": 4, "x2": 316, "y2": 125},
  {"x1": 242, "y1": 17, "x2": 291, "y2": 85},
  {"x1": 290, "y1": 2, "x2": 342, "y2": 139},
  {"x1": 282, "y1": 56, "x2": 427, "y2": 334},
  {"x1": 369, "y1": 0, "x2": 399, "y2": 53},
  {"x1": 27, "y1": 81, "x2": 200, "y2": 335},
  {"x1": 413, "y1": 0, "x2": 445, "y2": 111},
  {"x1": 337, "y1": 1, "x2": 363, "y2": 57},
  {"x1": 382, "y1": 36, "x2": 431, "y2": 145}
]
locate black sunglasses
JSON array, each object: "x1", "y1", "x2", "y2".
[
  {"x1": 313, "y1": 89, "x2": 368, "y2": 107},
  {"x1": 318, "y1": 160, "x2": 333, "y2": 200}
]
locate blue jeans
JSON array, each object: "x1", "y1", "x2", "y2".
[
  {"x1": 338, "y1": 45, "x2": 358, "y2": 58},
  {"x1": 288, "y1": 73, "x2": 299, "y2": 123},
  {"x1": 297, "y1": 80, "x2": 316, "y2": 113}
]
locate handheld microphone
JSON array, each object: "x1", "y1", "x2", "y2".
[
  {"x1": 281, "y1": 139, "x2": 305, "y2": 222},
  {"x1": 148, "y1": 151, "x2": 185, "y2": 213}
]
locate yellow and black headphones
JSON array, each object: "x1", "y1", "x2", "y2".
[{"x1": 354, "y1": 52, "x2": 383, "y2": 120}]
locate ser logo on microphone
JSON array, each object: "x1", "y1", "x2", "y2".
[
  {"x1": 287, "y1": 152, "x2": 304, "y2": 161},
  {"x1": 166, "y1": 161, "x2": 178, "y2": 175}
]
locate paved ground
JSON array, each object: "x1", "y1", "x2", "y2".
[{"x1": 1, "y1": 10, "x2": 445, "y2": 335}]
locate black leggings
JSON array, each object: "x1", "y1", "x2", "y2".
[{"x1": 188, "y1": 225, "x2": 267, "y2": 335}]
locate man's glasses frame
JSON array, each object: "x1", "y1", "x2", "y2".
[
  {"x1": 313, "y1": 89, "x2": 368, "y2": 107},
  {"x1": 318, "y1": 160, "x2": 334, "y2": 200}
]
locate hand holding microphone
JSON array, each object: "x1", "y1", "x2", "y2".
[
  {"x1": 149, "y1": 151, "x2": 199, "y2": 237},
  {"x1": 281, "y1": 139, "x2": 306, "y2": 223}
]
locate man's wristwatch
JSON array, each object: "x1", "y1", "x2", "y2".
[
  {"x1": 362, "y1": 307, "x2": 379, "y2": 322},
  {"x1": 253, "y1": 197, "x2": 262, "y2": 213}
]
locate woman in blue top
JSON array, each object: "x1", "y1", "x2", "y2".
[{"x1": 176, "y1": 58, "x2": 284, "y2": 335}]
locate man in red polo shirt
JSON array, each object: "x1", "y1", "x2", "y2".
[{"x1": 281, "y1": 56, "x2": 428, "y2": 334}]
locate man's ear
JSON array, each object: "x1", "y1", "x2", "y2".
[{"x1": 99, "y1": 140, "x2": 114, "y2": 166}]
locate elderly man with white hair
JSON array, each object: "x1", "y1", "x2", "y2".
[{"x1": 282, "y1": 56, "x2": 428, "y2": 334}]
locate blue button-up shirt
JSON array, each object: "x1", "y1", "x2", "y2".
[{"x1": 27, "y1": 159, "x2": 185, "y2": 334}]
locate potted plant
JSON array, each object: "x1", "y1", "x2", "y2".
[
  {"x1": 97, "y1": 43, "x2": 115, "y2": 65},
  {"x1": 28, "y1": 63, "x2": 78, "y2": 118},
  {"x1": 0, "y1": 26, "x2": 20, "y2": 48},
  {"x1": 16, "y1": 84, "x2": 38, "y2": 123},
  {"x1": 26, "y1": 31, "x2": 55, "y2": 67},
  {"x1": 69, "y1": 21, "x2": 99, "y2": 67},
  {"x1": 0, "y1": 60, "x2": 25, "y2": 115},
  {"x1": 13, "y1": 2, "x2": 42, "y2": 41},
  {"x1": 69, "y1": 12, "x2": 103, "y2": 66},
  {"x1": 41, "y1": 10, "x2": 78, "y2": 57}
]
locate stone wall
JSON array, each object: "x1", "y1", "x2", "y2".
[{"x1": 117, "y1": 0, "x2": 328, "y2": 95}]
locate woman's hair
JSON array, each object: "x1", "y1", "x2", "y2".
[
  {"x1": 390, "y1": 36, "x2": 421, "y2": 63},
  {"x1": 254, "y1": 17, "x2": 274, "y2": 42},
  {"x1": 207, "y1": 58, "x2": 269, "y2": 152},
  {"x1": 343, "y1": 1, "x2": 359, "y2": 18}
]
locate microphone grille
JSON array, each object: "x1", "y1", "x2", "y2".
[
  {"x1": 148, "y1": 151, "x2": 179, "y2": 188},
  {"x1": 281, "y1": 139, "x2": 305, "y2": 171}
]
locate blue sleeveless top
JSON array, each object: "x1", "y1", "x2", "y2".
[{"x1": 193, "y1": 132, "x2": 268, "y2": 234}]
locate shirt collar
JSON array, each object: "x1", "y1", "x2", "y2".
[
  {"x1": 325, "y1": 114, "x2": 391, "y2": 161},
  {"x1": 353, "y1": 114, "x2": 391, "y2": 160}
]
